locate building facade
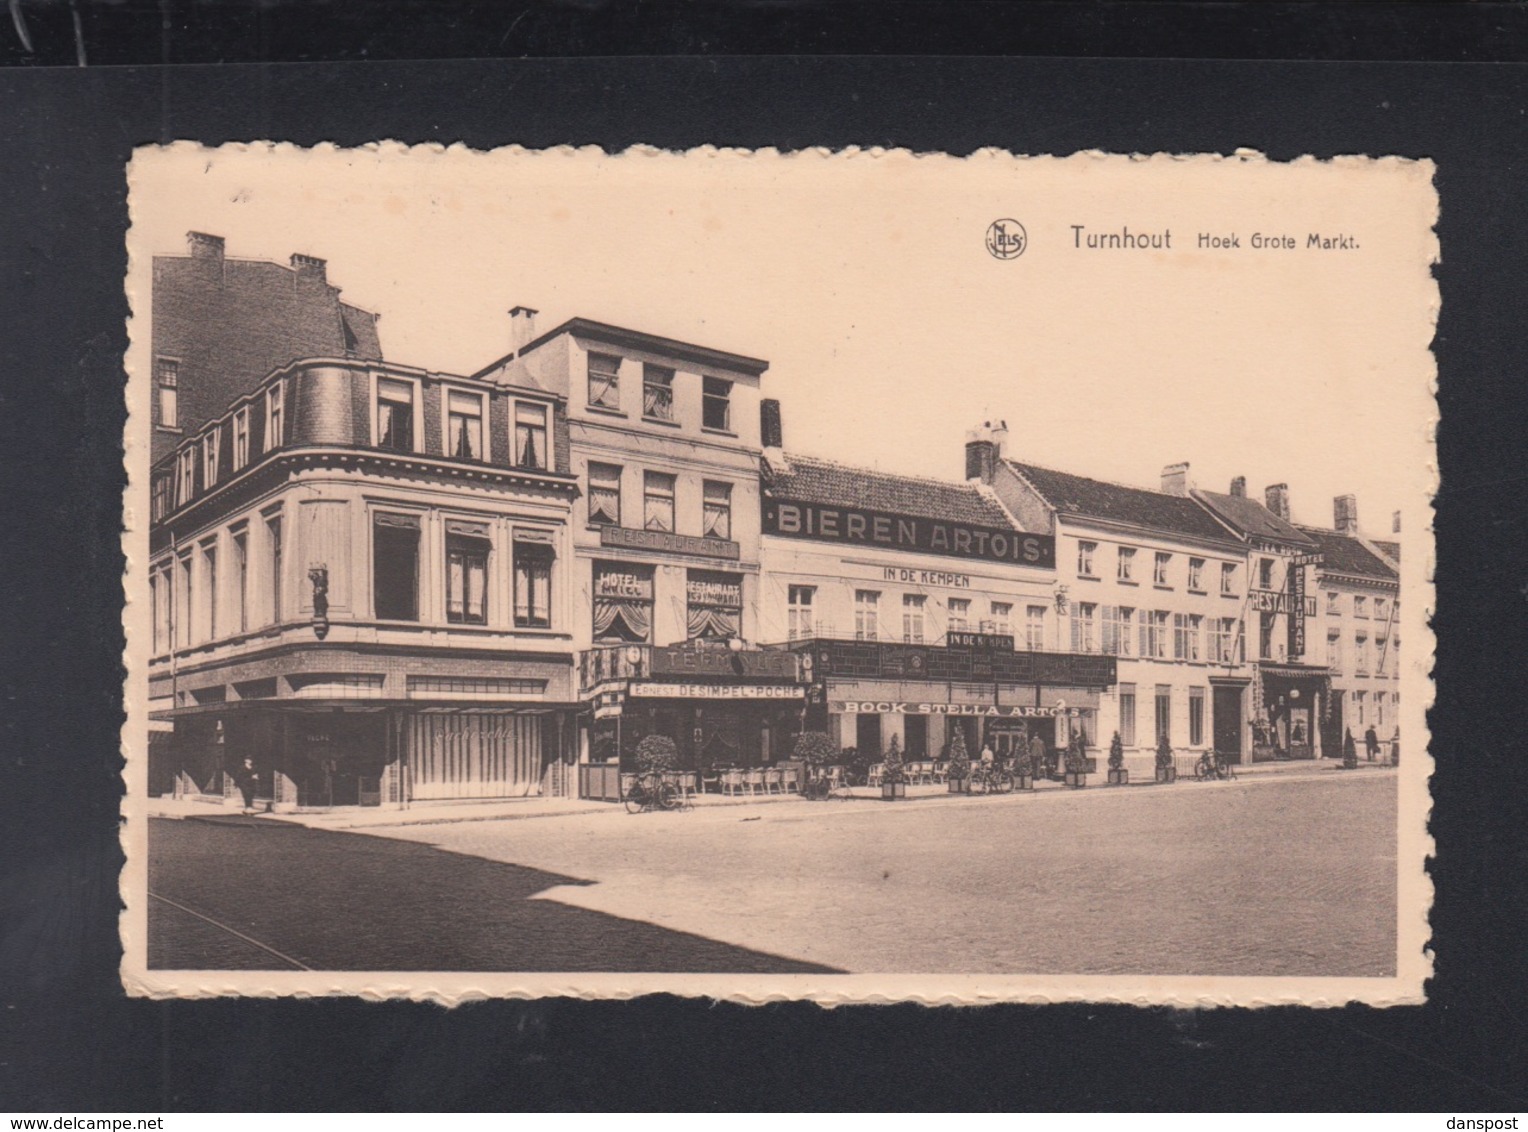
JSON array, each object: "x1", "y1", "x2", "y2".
[
  {"x1": 974, "y1": 434, "x2": 1252, "y2": 773},
  {"x1": 148, "y1": 354, "x2": 582, "y2": 808},
  {"x1": 760, "y1": 417, "x2": 1113, "y2": 768},
  {"x1": 474, "y1": 317, "x2": 809, "y2": 787}
]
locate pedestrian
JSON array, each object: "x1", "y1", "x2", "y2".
[
  {"x1": 1364, "y1": 725, "x2": 1380, "y2": 762},
  {"x1": 1029, "y1": 730, "x2": 1048, "y2": 780},
  {"x1": 235, "y1": 757, "x2": 258, "y2": 815},
  {"x1": 980, "y1": 741, "x2": 995, "y2": 764}
]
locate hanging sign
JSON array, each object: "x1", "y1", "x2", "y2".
[
  {"x1": 1287, "y1": 560, "x2": 1308, "y2": 658},
  {"x1": 948, "y1": 630, "x2": 1015, "y2": 651},
  {"x1": 630, "y1": 683, "x2": 805, "y2": 700}
]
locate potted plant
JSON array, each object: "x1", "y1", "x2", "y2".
[
  {"x1": 1342, "y1": 728, "x2": 1359, "y2": 770},
  {"x1": 1107, "y1": 730, "x2": 1128, "y2": 785},
  {"x1": 880, "y1": 735, "x2": 907, "y2": 800},
  {"x1": 634, "y1": 734, "x2": 678, "y2": 775},
  {"x1": 944, "y1": 728, "x2": 972, "y2": 793},
  {"x1": 792, "y1": 731, "x2": 838, "y2": 797},
  {"x1": 1154, "y1": 733, "x2": 1176, "y2": 783},
  {"x1": 1063, "y1": 730, "x2": 1089, "y2": 788}
]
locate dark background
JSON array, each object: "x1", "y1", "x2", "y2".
[{"x1": 2, "y1": 2, "x2": 1525, "y2": 1112}]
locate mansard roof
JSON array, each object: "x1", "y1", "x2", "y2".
[{"x1": 766, "y1": 453, "x2": 1019, "y2": 529}]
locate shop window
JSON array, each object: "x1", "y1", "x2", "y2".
[
  {"x1": 688, "y1": 570, "x2": 742, "y2": 641},
  {"x1": 1025, "y1": 605, "x2": 1046, "y2": 651},
  {"x1": 1070, "y1": 602, "x2": 1097, "y2": 653},
  {"x1": 1154, "y1": 685, "x2": 1172, "y2": 746},
  {"x1": 445, "y1": 526, "x2": 490, "y2": 625},
  {"x1": 902, "y1": 594, "x2": 926, "y2": 643},
  {"x1": 156, "y1": 358, "x2": 179, "y2": 428},
  {"x1": 1117, "y1": 546, "x2": 1135, "y2": 581},
  {"x1": 446, "y1": 389, "x2": 484, "y2": 461},
  {"x1": 375, "y1": 378, "x2": 414, "y2": 452},
  {"x1": 854, "y1": 590, "x2": 880, "y2": 641},
  {"x1": 991, "y1": 602, "x2": 1012, "y2": 635},
  {"x1": 1154, "y1": 552, "x2": 1172, "y2": 586},
  {"x1": 788, "y1": 585, "x2": 815, "y2": 640},
  {"x1": 373, "y1": 513, "x2": 420, "y2": 621},
  {"x1": 1221, "y1": 562, "x2": 1237, "y2": 595},
  {"x1": 1102, "y1": 606, "x2": 1133, "y2": 656},
  {"x1": 231, "y1": 526, "x2": 248, "y2": 635},
  {"x1": 1076, "y1": 540, "x2": 1096, "y2": 577},
  {"x1": 587, "y1": 462, "x2": 622, "y2": 526},
  {"x1": 1189, "y1": 687, "x2": 1205, "y2": 746},
  {"x1": 643, "y1": 471, "x2": 675, "y2": 532},
  {"x1": 202, "y1": 430, "x2": 220, "y2": 490},
  {"x1": 264, "y1": 510, "x2": 283, "y2": 626},
  {"x1": 1259, "y1": 611, "x2": 1275, "y2": 659},
  {"x1": 176, "y1": 448, "x2": 196, "y2": 507},
  {"x1": 232, "y1": 407, "x2": 250, "y2": 471},
  {"x1": 1118, "y1": 684, "x2": 1137, "y2": 746},
  {"x1": 702, "y1": 480, "x2": 732, "y2": 539},
  {"x1": 948, "y1": 597, "x2": 970, "y2": 633},
  {"x1": 643, "y1": 365, "x2": 675, "y2": 421},
  {"x1": 1188, "y1": 557, "x2": 1205, "y2": 591},
  {"x1": 514, "y1": 540, "x2": 554, "y2": 629},
  {"x1": 587, "y1": 352, "x2": 621, "y2": 410},
  {"x1": 703, "y1": 376, "x2": 732, "y2": 431},
  {"x1": 593, "y1": 562, "x2": 653, "y2": 642},
  {"x1": 515, "y1": 401, "x2": 548, "y2": 469},
  {"x1": 264, "y1": 381, "x2": 284, "y2": 453}
]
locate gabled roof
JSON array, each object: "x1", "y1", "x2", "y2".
[
  {"x1": 1296, "y1": 526, "x2": 1399, "y2": 582},
  {"x1": 1193, "y1": 489, "x2": 1318, "y2": 547},
  {"x1": 766, "y1": 453, "x2": 1019, "y2": 529},
  {"x1": 1370, "y1": 538, "x2": 1401, "y2": 563},
  {"x1": 1004, "y1": 460, "x2": 1237, "y2": 544}
]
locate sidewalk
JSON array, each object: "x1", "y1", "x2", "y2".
[{"x1": 142, "y1": 756, "x2": 1393, "y2": 831}]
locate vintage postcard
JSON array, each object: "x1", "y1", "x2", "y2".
[{"x1": 120, "y1": 144, "x2": 1436, "y2": 1005}]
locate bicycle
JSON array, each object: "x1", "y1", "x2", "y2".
[
  {"x1": 971, "y1": 760, "x2": 1015, "y2": 794},
  {"x1": 1193, "y1": 751, "x2": 1238, "y2": 782},
  {"x1": 623, "y1": 770, "x2": 686, "y2": 813}
]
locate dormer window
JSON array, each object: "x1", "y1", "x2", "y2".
[
  {"x1": 264, "y1": 381, "x2": 284, "y2": 453},
  {"x1": 176, "y1": 448, "x2": 196, "y2": 506},
  {"x1": 587, "y1": 352, "x2": 621, "y2": 410},
  {"x1": 202, "y1": 429, "x2": 220, "y2": 490},
  {"x1": 643, "y1": 365, "x2": 675, "y2": 421},
  {"x1": 376, "y1": 378, "x2": 415, "y2": 453},
  {"x1": 703, "y1": 376, "x2": 732, "y2": 431},
  {"x1": 446, "y1": 389, "x2": 485, "y2": 461},
  {"x1": 515, "y1": 401, "x2": 548, "y2": 469},
  {"x1": 232, "y1": 407, "x2": 250, "y2": 470}
]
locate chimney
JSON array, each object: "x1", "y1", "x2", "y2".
[
  {"x1": 186, "y1": 231, "x2": 225, "y2": 260},
  {"x1": 1230, "y1": 476, "x2": 1246, "y2": 498},
  {"x1": 509, "y1": 305, "x2": 539, "y2": 354},
  {"x1": 1265, "y1": 483, "x2": 1291, "y2": 522},
  {"x1": 1160, "y1": 462, "x2": 1191, "y2": 496},
  {"x1": 1334, "y1": 494, "x2": 1359, "y2": 535},
  {"x1": 760, "y1": 398, "x2": 783, "y2": 451},
  {"x1": 289, "y1": 252, "x2": 328, "y2": 285},
  {"x1": 1392, "y1": 511, "x2": 1401, "y2": 534},
  {"x1": 964, "y1": 419, "x2": 1008, "y2": 484}
]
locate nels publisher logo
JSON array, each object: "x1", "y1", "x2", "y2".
[{"x1": 985, "y1": 218, "x2": 1027, "y2": 260}]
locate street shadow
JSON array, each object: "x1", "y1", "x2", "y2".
[{"x1": 148, "y1": 817, "x2": 838, "y2": 973}]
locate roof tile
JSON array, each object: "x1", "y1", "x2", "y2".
[
  {"x1": 767, "y1": 454, "x2": 1019, "y2": 529},
  {"x1": 1005, "y1": 460, "x2": 1237, "y2": 543}
]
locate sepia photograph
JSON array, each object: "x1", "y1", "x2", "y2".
[{"x1": 120, "y1": 144, "x2": 1435, "y2": 1005}]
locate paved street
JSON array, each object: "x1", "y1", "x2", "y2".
[{"x1": 149, "y1": 769, "x2": 1397, "y2": 975}]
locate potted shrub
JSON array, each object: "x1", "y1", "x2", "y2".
[
  {"x1": 945, "y1": 728, "x2": 972, "y2": 793},
  {"x1": 880, "y1": 735, "x2": 908, "y2": 800},
  {"x1": 1106, "y1": 730, "x2": 1128, "y2": 786},
  {"x1": 1063, "y1": 731, "x2": 1089, "y2": 788},
  {"x1": 634, "y1": 734, "x2": 678, "y2": 775},
  {"x1": 792, "y1": 731, "x2": 838, "y2": 797},
  {"x1": 1154, "y1": 733, "x2": 1177, "y2": 783}
]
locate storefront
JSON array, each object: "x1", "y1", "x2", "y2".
[
  {"x1": 1251, "y1": 663, "x2": 1333, "y2": 760},
  {"x1": 577, "y1": 641, "x2": 809, "y2": 798}
]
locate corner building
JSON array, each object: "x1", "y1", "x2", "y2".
[
  {"x1": 474, "y1": 317, "x2": 808, "y2": 793},
  {"x1": 760, "y1": 412, "x2": 1113, "y2": 766},
  {"x1": 147, "y1": 348, "x2": 582, "y2": 808}
]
